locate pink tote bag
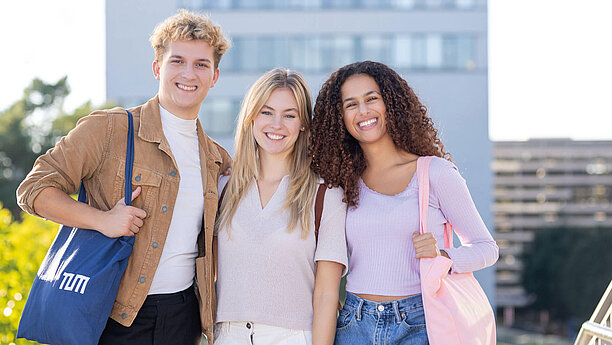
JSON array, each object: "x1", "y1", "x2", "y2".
[{"x1": 417, "y1": 156, "x2": 496, "y2": 345}]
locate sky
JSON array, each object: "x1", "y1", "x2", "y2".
[{"x1": 1, "y1": 0, "x2": 611, "y2": 141}]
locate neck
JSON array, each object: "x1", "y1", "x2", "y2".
[
  {"x1": 258, "y1": 150, "x2": 291, "y2": 182},
  {"x1": 360, "y1": 135, "x2": 414, "y2": 171},
  {"x1": 158, "y1": 98, "x2": 199, "y2": 120}
]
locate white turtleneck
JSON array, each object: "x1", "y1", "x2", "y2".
[{"x1": 148, "y1": 105, "x2": 204, "y2": 294}]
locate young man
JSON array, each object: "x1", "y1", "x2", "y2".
[{"x1": 16, "y1": 10, "x2": 231, "y2": 345}]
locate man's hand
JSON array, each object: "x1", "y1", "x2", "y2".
[{"x1": 99, "y1": 187, "x2": 147, "y2": 237}]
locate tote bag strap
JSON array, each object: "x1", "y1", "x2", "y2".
[
  {"x1": 77, "y1": 109, "x2": 135, "y2": 206},
  {"x1": 417, "y1": 156, "x2": 452, "y2": 249},
  {"x1": 314, "y1": 183, "x2": 327, "y2": 244}
]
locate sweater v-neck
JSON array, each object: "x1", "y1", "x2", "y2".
[{"x1": 251, "y1": 175, "x2": 290, "y2": 214}]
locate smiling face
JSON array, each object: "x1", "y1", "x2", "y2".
[
  {"x1": 253, "y1": 88, "x2": 303, "y2": 161},
  {"x1": 153, "y1": 39, "x2": 219, "y2": 120},
  {"x1": 341, "y1": 73, "x2": 389, "y2": 145}
]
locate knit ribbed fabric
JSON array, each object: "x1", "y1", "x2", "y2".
[{"x1": 345, "y1": 156, "x2": 498, "y2": 296}]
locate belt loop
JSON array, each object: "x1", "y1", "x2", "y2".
[
  {"x1": 356, "y1": 299, "x2": 364, "y2": 321},
  {"x1": 392, "y1": 301, "x2": 401, "y2": 323}
]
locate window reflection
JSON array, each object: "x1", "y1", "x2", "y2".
[
  {"x1": 221, "y1": 34, "x2": 475, "y2": 72},
  {"x1": 179, "y1": 0, "x2": 475, "y2": 9}
]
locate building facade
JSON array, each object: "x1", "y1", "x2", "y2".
[
  {"x1": 493, "y1": 139, "x2": 612, "y2": 321},
  {"x1": 105, "y1": 0, "x2": 495, "y2": 302}
]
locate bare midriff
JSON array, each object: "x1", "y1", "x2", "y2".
[{"x1": 353, "y1": 293, "x2": 417, "y2": 302}]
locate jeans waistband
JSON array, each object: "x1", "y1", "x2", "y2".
[
  {"x1": 344, "y1": 291, "x2": 423, "y2": 322},
  {"x1": 143, "y1": 284, "x2": 196, "y2": 306}
]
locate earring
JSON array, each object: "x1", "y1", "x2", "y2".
[{"x1": 300, "y1": 127, "x2": 305, "y2": 131}]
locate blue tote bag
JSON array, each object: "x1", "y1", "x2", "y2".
[{"x1": 17, "y1": 110, "x2": 136, "y2": 345}]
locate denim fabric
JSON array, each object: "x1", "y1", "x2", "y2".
[{"x1": 334, "y1": 292, "x2": 429, "y2": 345}]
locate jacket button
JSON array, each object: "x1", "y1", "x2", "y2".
[
  {"x1": 135, "y1": 175, "x2": 141, "y2": 182},
  {"x1": 246, "y1": 322, "x2": 252, "y2": 329},
  {"x1": 121, "y1": 313, "x2": 127, "y2": 319},
  {"x1": 162, "y1": 206, "x2": 167, "y2": 212},
  {"x1": 377, "y1": 305, "x2": 384, "y2": 311},
  {"x1": 170, "y1": 170, "x2": 176, "y2": 176},
  {"x1": 139, "y1": 276, "x2": 146, "y2": 283},
  {"x1": 152, "y1": 242, "x2": 158, "y2": 248}
]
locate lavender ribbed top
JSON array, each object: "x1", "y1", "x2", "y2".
[{"x1": 345, "y1": 157, "x2": 499, "y2": 296}]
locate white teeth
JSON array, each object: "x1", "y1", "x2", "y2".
[
  {"x1": 359, "y1": 118, "x2": 377, "y2": 127},
  {"x1": 177, "y1": 84, "x2": 196, "y2": 91},
  {"x1": 266, "y1": 133, "x2": 284, "y2": 140}
]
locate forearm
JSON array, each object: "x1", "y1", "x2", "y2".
[
  {"x1": 33, "y1": 186, "x2": 106, "y2": 231},
  {"x1": 312, "y1": 292, "x2": 339, "y2": 345}
]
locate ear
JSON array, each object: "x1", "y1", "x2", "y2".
[
  {"x1": 152, "y1": 60, "x2": 160, "y2": 80},
  {"x1": 210, "y1": 68, "x2": 220, "y2": 87}
]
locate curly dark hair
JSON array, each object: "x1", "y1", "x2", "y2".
[{"x1": 310, "y1": 61, "x2": 450, "y2": 208}]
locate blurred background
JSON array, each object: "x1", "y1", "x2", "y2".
[{"x1": 1, "y1": 0, "x2": 611, "y2": 344}]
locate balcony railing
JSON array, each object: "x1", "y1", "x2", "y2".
[{"x1": 574, "y1": 280, "x2": 612, "y2": 345}]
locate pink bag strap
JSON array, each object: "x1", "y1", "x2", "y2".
[{"x1": 417, "y1": 156, "x2": 452, "y2": 249}]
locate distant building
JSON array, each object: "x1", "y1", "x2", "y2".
[
  {"x1": 105, "y1": 0, "x2": 495, "y2": 302},
  {"x1": 493, "y1": 139, "x2": 612, "y2": 321}
]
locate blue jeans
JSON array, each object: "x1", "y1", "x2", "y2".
[{"x1": 334, "y1": 292, "x2": 429, "y2": 345}]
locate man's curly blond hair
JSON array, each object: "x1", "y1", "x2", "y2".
[{"x1": 150, "y1": 10, "x2": 230, "y2": 69}]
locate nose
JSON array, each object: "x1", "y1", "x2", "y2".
[
  {"x1": 182, "y1": 63, "x2": 196, "y2": 79},
  {"x1": 270, "y1": 115, "x2": 283, "y2": 128},
  {"x1": 357, "y1": 101, "x2": 369, "y2": 115}
]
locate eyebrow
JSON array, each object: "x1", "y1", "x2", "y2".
[
  {"x1": 262, "y1": 105, "x2": 299, "y2": 112},
  {"x1": 342, "y1": 90, "x2": 381, "y2": 104},
  {"x1": 168, "y1": 55, "x2": 212, "y2": 63}
]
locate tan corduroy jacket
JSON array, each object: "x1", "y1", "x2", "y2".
[{"x1": 16, "y1": 96, "x2": 231, "y2": 344}]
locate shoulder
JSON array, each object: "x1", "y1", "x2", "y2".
[
  {"x1": 318, "y1": 183, "x2": 346, "y2": 211},
  {"x1": 75, "y1": 106, "x2": 138, "y2": 132},
  {"x1": 427, "y1": 156, "x2": 459, "y2": 180}
]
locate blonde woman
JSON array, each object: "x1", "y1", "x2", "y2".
[{"x1": 213, "y1": 68, "x2": 348, "y2": 345}]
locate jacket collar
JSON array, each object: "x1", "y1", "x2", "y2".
[{"x1": 137, "y1": 95, "x2": 222, "y2": 163}]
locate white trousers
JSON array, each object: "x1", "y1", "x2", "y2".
[{"x1": 214, "y1": 321, "x2": 312, "y2": 345}]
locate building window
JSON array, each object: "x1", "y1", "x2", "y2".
[
  {"x1": 199, "y1": 99, "x2": 240, "y2": 136},
  {"x1": 181, "y1": 0, "x2": 476, "y2": 9},
  {"x1": 360, "y1": 36, "x2": 393, "y2": 64},
  {"x1": 221, "y1": 34, "x2": 475, "y2": 73}
]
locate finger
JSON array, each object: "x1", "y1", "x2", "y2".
[
  {"x1": 414, "y1": 235, "x2": 436, "y2": 246},
  {"x1": 133, "y1": 217, "x2": 144, "y2": 228},
  {"x1": 129, "y1": 206, "x2": 147, "y2": 219},
  {"x1": 130, "y1": 223, "x2": 140, "y2": 234},
  {"x1": 131, "y1": 186, "x2": 142, "y2": 202}
]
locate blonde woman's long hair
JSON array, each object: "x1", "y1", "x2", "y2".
[{"x1": 217, "y1": 68, "x2": 319, "y2": 238}]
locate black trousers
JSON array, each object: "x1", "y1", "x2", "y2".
[{"x1": 98, "y1": 285, "x2": 201, "y2": 345}]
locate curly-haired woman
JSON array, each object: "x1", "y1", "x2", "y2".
[
  {"x1": 310, "y1": 61, "x2": 499, "y2": 344},
  {"x1": 214, "y1": 68, "x2": 348, "y2": 345}
]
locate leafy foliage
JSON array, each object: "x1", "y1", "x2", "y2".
[
  {"x1": 0, "y1": 204, "x2": 57, "y2": 345},
  {"x1": 0, "y1": 78, "x2": 114, "y2": 218},
  {"x1": 522, "y1": 227, "x2": 612, "y2": 324}
]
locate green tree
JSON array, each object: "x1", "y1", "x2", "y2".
[
  {"x1": 0, "y1": 203, "x2": 57, "y2": 345},
  {"x1": 0, "y1": 78, "x2": 114, "y2": 218},
  {"x1": 522, "y1": 227, "x2": 612, "y2": 328}
]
